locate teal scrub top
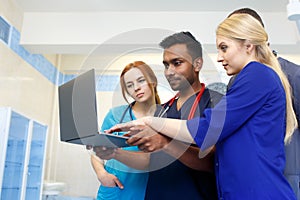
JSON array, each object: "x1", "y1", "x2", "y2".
[{"x1": 97, "y1": 105, "x2": 148, "y2": 200}]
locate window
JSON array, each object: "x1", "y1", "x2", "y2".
[{"x1": 0, "y1": 16, "x2": 10, "y2": 44}]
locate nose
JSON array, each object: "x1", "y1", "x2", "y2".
[
  {"x1": 217, "y1": 52, "x2": 224, "y2": 63},
  {"x1": 134, "y1": 82, "x2": 141, "y2": 91},
  {"x1": 165, "y1": 65, "x2": 175, "y2": 76}
]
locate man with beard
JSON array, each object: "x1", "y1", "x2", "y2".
[{"x1": 129, "y1": 31, "x2": 223, "y2": 199}]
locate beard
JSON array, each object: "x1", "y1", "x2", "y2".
[{"x1": 168, "y1": 77, "x2": 193, "y2": 92}]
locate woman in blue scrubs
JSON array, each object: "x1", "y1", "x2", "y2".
[
  {"x1": 91, "y1": 61, "x2": 160, "y2": 200},
  {"x1": 108, "y1": 14, "x2": 298, "y2": 199}
]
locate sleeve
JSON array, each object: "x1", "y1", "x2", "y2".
[
  {"x1": 187, "y1": 63, "x2": 282, "y2": 150},
  {"x1": 100, "y1": 108, "x2": 118, "y2": 132},
  {"x1": 100, "y1": 105, "x2": 132, "y2": 135}
]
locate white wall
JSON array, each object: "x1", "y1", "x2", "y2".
[{"x1": 1, "y1": 0, "x2": 300, "y2": 198}]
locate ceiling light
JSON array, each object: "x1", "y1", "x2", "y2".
[{"x1": 287, "y1": 0, "x2": 300, "y2": 20}]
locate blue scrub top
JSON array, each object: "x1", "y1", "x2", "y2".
[
  {"x1": 187, "y1": 62, "x2": 296, "y2": 199},
  {"x1": 97, "y1": 105, "x2": 148, "y2": 200}
]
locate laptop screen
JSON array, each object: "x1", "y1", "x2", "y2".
[{"x1": 58, "y1": 69, "x2": 98, "y2": 142}]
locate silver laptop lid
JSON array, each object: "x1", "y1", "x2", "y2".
[{"x1": 58, "y1": 69, "x2": 98, "y2": 142}]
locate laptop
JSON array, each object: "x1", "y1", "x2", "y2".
[{"x1": 58, "y1": 69, "x2": 129, "y2": 148}]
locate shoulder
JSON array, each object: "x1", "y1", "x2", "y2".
[
  {"x1": 232, "y1": 62, "x2": 284, "y2": 98},
  {"x1": 104, "y1": 105, "x2": 130, "y2": 121},
  {"x1": 278, "y1": 57, "x2": 300, "y2": 71},
  {"x1": 101, "y1": 104, "x2": 130, "y2": 131},
  {"x1": 109, "y1": 105, "x2": 129, "y2": 114},
  {"x1": 278, "y1": 57, "x2": 300, "y2": 80},
  {"x1": 204, "y1": 88, "x2": 223, "y2": 106},
  {"x1": 244, "y1": 61, "x2": 271, "y2": 73},
  {"x1": 203, "y1": 88, "x2": 224, "y2": 107},
  {"x1": 240, "y1": 62, "x2": 279, "y2": 84},
  {"x1": 206, "y1": 82, "x2": 227, "y2": 95}
]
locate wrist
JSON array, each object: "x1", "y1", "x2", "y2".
[
  {"x1": 114, "y1": 148, "x2": 123, "y2": 160},
  {"x1": 162, "y1": 137, "x2": 175, "y2": 152},
  {"x1": 97, "y1": 169, "x2": 109, "y2": 179},
  {"x1": 142, "y1": 116, "x2": 152, "y2": 125}
]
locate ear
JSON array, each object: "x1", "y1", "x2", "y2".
[
  {"x1": 150, "y1": 82, "x2": 157, "y2": 88},
  {"x1": 245, "y1": 41, "x2": 254, "y2": 53},
  {"x1": 193, "y1": 57, "x2": 203, "y2": 72}
]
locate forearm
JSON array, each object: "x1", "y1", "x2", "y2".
[
  {"x1": 91, "y1": 153, "x2": 124, "y2": 188},
  {"x1": 91, "y1": 155, "x2": 106, "y2": 178},
  {"x1": 114, "y1": 149, "x2": 150, "y2": 170},
  {"x1": 163, "y1": 140, "x2": 214, "y2": 172},
  {"x1": 144, "y1": 117, "x2": 195, "y2": 144}
]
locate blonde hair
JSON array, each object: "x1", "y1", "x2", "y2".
[
  {"x1": 120, "y1": 61, "x2": 161, "y2": 105},
  {"x1": 217, "y1": 14, "x2": 297, "y2": 143}
]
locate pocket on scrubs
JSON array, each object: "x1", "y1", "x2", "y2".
[{"x1": 97, "y1": 185, "x2": 120, "y2": 200}]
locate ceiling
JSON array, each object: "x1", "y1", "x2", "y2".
[
  {"x1": 15, "y1": 0, "x2": 289, "y2": 13},
  {"x1": 13, "y1": 0, "x2": 299, "y2": 74}
]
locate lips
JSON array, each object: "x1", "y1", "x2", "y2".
[
  {"x1": 167, "y1": 78, "x2": 180, "y2": 84},
  {"x1": 223, "y1": 64, "x2": 229, "y2": 70},
  {"x1": 136, "y1": 93, "x2": 144, "y2": 98}
]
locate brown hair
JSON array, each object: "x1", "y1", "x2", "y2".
[
  {"x1": 228, "y1": 7, "x2": 264, "y2": 27},
  {"x1": 120, "y1": 61, "x2": 161, "y2": 104}
]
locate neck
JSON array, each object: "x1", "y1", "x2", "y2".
[
  {"x1": 177, "y1": 81, "x2": 203, "y2": 109},
  {"x1": 179, "y1": 80, "x2": 203, "y2": 100},
  {"x1": 132, "y1": 99, "x2": 156, "y2": 118}
]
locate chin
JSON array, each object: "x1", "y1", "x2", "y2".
[
  {"x1": 171, "y1": 87, "x2": 180, "y2": 92},
  {"x1": 169, "y1": 84, "x2": 179, "y2": 90},
  {"x1": 226, "y1": 71, "x2": 235, "y2": 76}
]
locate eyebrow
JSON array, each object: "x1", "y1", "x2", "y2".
[
  {"x1": 125, "y1": 75, "x2": 145, "y2": 84},
  {"x1": 163, "y1": 57, "x2": 182, "y2": 64},
  {"x1": 217, "y1": 42, "x2": 226, "y2": 48}
]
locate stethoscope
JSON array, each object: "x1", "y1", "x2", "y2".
[
  {"x1": 119, "y1": 102, "x2": 135, "y2": 123},
  {"x1": 120, "y1": 83, "x2": 206, "y2": 123},
  {"x1": 158, "y1": 83, "x2": 206, "y2": 120}
]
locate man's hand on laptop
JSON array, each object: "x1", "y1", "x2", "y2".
[{"x1": 105, "y1": 118, "x2": 147, "y2": 134}]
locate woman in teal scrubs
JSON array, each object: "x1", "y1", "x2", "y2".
[{"x1": 91, "y1": 61, "x2": 160, "y2": 200}]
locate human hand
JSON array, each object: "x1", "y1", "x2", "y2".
[
  {"x1": 86, "y1": 145, "x2": 93, "y2": 150},
  {"x1": 127, "y1": 125, "x2": 171, "y2": 152},
  {"x1": 98, "y1": 171, "x2": 124, "y2": 189},
  {"x1": 106, "y1": 117, "x2": 151, "y2": 134},
  {"x1": 198, "y1": 146, "x2": 215, "y2": 159},
  {"x1": 93, "y1": 146, "x2": 117, "y2": 160}
]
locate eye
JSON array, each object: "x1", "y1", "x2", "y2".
[
  {"x1": 220, "y1": 45, "x2": 228, "y2": 52},
  {"x1": 126, "y1": 83, "x2": 133, "y2": 89},
  {"x1": 173, "y1": 60, "x2": 183, "y2": 67},
  {"x1": 163, "y1": 62, "x2": 169, "y2": 69},
  {"x1": 138, "y1": 78, "x2": 146, "y2": 83}
]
